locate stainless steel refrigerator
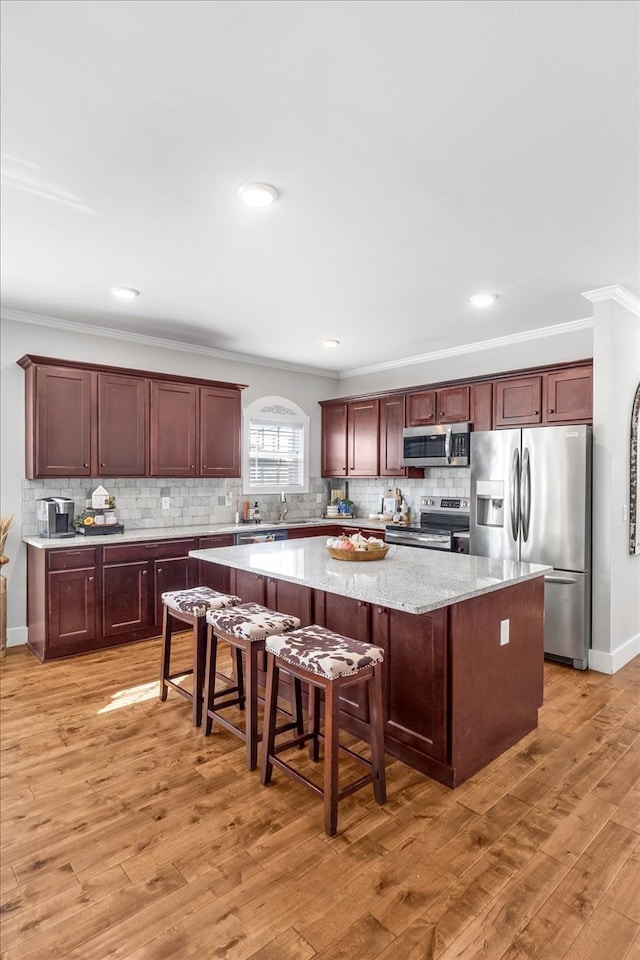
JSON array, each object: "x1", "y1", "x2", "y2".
[{"x1": 470, "y1": 425, "x2": 592, "y2": 669}]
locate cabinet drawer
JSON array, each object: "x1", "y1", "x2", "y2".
[
  {"x1": 198, "y1": 535, "x2": 234, "y2": 549},
  {"x1": 48, "y1": 548, "x2": 97, "y2": 571},
  {"x1": 103, "y1": 538, "x2": 198, "y2": 563}
]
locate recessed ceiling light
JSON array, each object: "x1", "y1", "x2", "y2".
[
  {"x1": 469, "y1": 292, "x2": 499, "y2": 308},
  {"x1": 110, "y1": 286, "x2": 140, "y2": 300},
  {"x1": 322, "y1": 339, "x2": 341, "y2": 349},
  {"x1": 238, "y1": 183, "x2": 278, "y2": 207}
]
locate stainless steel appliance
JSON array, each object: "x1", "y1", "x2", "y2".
[
  {"x1": 36, "y1": 497, "x2": 76, "y2": 538},
  {"x1": 385, "y1": 497, "x2": 470, "y2": 551},
  {"x1": 403, "y1": 422, "x2": 471, "y2": 468},
  {"x1": 235, "y1": 529, "x2": 288, "y2": 545},
  {"x1": 470, "y1": 425, "x2": 592, "y2": 669}
]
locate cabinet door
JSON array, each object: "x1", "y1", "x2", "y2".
[
  {"x1": 348, "y1": 398, "x2": 379, "y2": 476},
  {"x1": 153, "y1": 556, "x2": 198, "y2": 627},
  {"x1": 149, "y1": 381, "x2": 198, "y2": 476},
  {"x1": 198, "y1": 535, "x2": 233, "y2": 592},
  {"x1": 471, "y1": 381, "x2": 493, "y2": 431},
  {"x1": 102, "y1": 561, "x2": 151, "y2": 637},
  {"x1": 33, "y1": 366, "x2": 93, "y2": 477},
  {"x1": 321, "y1": 402, "x2": 348, "y2": 477},
  {"x1": 545, "y1": 367, "x2": 592, "y2": 423},
  {"x1": 318, "y1": 594, "x2": 370, "y2": 721},
  {"x1": 437, "y1": 385, "x2": 470, "y2": 423},
  {"x1": 379, "y1": 395, "x2": 406, "y2": 476},
  {"x1": 48, "y1": 567, "x2": 97, "y2": 651},
  {"x1": 407, "y1": 390, "x2": 436, "y2": 426},
  {"x1": 97, "y1": 373, "x2": 148, "y2": 476},
  {"x1": 265, "y1": 578, "x2": 313, "y2": 626},
  {"x1": 234, "y1": 569, "x2": 266, "y2": 605},
  {"x1": 494, "y1": 376, "x2": 542, "y2": 427},
  {"x1": 200, "y1": 386, "x2": 241, "y2": 478},
  {"x1": 372, "y1": 605, "x2": 447, "y2": 762}
]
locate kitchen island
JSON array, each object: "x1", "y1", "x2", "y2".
[{"x1": 190, "y1": 538, "x2": 550, "y2": 787}]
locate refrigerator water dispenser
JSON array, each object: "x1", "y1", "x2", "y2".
[{"x1": 474, "y1": 480, "x2": 504, "y2": 527}]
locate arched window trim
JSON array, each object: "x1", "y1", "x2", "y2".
[{"x1": 242, "y1": 395, "x2": 310, "y2": 495}]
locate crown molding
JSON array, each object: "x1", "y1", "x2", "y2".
[
  {"x1": 0, "y1": 308, "x2": 339, "y2": 380},
  {"x1": 338, "y1": 317, "x2": 594, "y2": 380},
  {"x1": 582, "y1": 284, "x2": 640, "y2": 316}
]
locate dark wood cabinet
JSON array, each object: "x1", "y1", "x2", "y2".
[
  {"x1": 102, "y1": 559, "x2": 151, "y2": 638},
  {"x1": 27, "y1": 546, "x2": 98, "y2": 660},
  {"x1": 372, "y1": 605, "x2": 448, "y2": 763},
  {"x1": 493, "y1": 375, "x2": 543, "y2": 427},
  {"x1": 407, "y1": 386, "x2": 470, "y2": 426},
  {"x1": 149, "y1": 380, "x2": 198, "y2": 477},
  {"x1": 379, "y1": 394, "x2": 406, "y2": 476},
  {"x1": 348, "y1": 398, "x2": 380, "y2": 476},
  {"x1": 494, "y1": 363, "x2": 592, "y2": 428},
  {"x1": 321, "y1": 401, "x2": 348, "y2": 477},
  {"x1": 197, "y1": 535, "x2": 233, "y2": 592},
  {"x1": 26, "y1": 364, "x2": 93, "y2": 478},
  {"x1": 545, "y1": 366, "x2": 593, "y2": 423},
  {"x1": 200, "y1": 386, "x2": 241, "y2": 478},
  {"x1": 320, "y1": 398, "x2": 379, "y2": 478},
  {"x1": 97, "y1": 373, "x2": 148, "y2": 476},
  {"x1": 470, "y1": 381, "x2": 493, "y2": 431},
  {"x1": 18, "y1": 355, "x2": 245, "y2": 479}
]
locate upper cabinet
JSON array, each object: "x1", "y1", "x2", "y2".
[
  {"x1": 493, "y1": 363, "x2": 592, "y2": 429},
  {"x1": 407, "y1": 386, "x2": 470, "y2": 426},
  {"x1": 18, "y1": 356, "x2": 245, "y2": 479},
  {"x1": 321, "y1": 399, "x2": 379, "y2": 477},
  {"x1": 379, "y1": 394, "x2": 406, "y2": 477}
]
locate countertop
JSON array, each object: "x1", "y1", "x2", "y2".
[
  {"x1": 190, "y1": 537, "x2": 550, "y2": 616},
  {"x1": 22, "y1": 517, "x2": 385, "y2": 550}
]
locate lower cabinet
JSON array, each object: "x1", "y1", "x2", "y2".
[{"x1": 27, "y1": 536, "x2": 200, "y2": 661}]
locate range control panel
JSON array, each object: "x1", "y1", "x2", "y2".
[{"x1": 421, "y1": 497, "x2": 469, "y2": 512}]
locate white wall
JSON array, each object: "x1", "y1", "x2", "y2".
[
  {"x1": 589, "y1": 293, "x2": 640, "y2": 673},
  {"x1": 0, "y1": 315, "x2": 339, "y2": 645}
]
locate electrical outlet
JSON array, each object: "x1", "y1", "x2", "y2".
[
  {"x1": 316, "y1": 493, "x2": 323, "y2": 503},
  {"x1": 225, "y1": 491, "x2": 233, "y2": 507},
  {"x1": 500, "y1": 619, "x2": 510, "y2": 645},
  {"x1": 161, "y1": 497, "x2": 170, "y2": 510}
]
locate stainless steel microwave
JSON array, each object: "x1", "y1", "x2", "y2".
[{"x1": 402, "y1": 422, "x2": 471, "y2": 467}]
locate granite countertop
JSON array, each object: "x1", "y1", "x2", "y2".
[
  {"x1": 190, "y1": 538, "x2": 550, "y2": 616},
  {"x1": 22, "y1": 516, "x2": 383, "y2": 550}
]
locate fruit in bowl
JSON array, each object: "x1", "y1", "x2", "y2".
[{"x1": 326, "y1": 533, "x2": 388, "y2": 559}]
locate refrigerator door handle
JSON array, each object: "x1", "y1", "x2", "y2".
[
  {"x1": 545, "y1": 574, "x2": 579, "y2": 584},
  {"x1": 521, "y1": 446, "x2": 531, "y2": 542},
  {"x1": 510, "y1": 447, "x2": 520, "y2": 541}
]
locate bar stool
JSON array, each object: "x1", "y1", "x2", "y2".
[
  {"x1": 260, "y1": 624, "x2": 386, "y2": 837},
  {"x1": 160, "y1": 586, "x2": 241, "y2": 727},
  {"x1": 202, "y1": 602, "x2": 303, "y2": 770}
]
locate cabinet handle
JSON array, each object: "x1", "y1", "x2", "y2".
[
  {"x1": 88, "y1": 576, "x2": 94, "y2": 582},
  {"x1": 157, "y1": 568, "x2": 162, "y2": 573},
  {"x1": 190, "y1": 464, "x2": 195, "y2": 469},
  {"x1": 84, "y1": 463, "x2": 89, "y2": 468},
  {"x1": 533, "y1": 410, "x2": 539, "y2": 415},
  {"x1": 142, "y1": 570, "x2": 147, "y2": 575},
  {"x1": 548, "y1": 408, "x2": 554, "y2": 414},
  {"x1": 101, "y1": 462, "x2": 106, "y2": 467}
]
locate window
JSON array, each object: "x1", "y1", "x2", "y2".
[{"x1": 242, "y1": 396, "x2": 310, "y2": 495}]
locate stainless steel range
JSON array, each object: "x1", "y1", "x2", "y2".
[{"x1": 384, "y1": 496, "x2": 470, "y2": 551}]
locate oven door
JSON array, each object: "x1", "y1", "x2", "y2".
[{"x1": 385, "y1": 528, "x2": 453, "y2": 550}]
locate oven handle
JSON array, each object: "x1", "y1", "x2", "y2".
[{"x1": 445, "y1": 426, "x2": 452, "y2": 464}]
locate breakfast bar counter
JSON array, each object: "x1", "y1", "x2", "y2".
[{"x1": 191, "y1": 538, "x2": 550, "y2": 787}]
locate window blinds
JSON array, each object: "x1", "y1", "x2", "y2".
[{"x1": 249, "y1": 420, "x2": 304, "y2": 487}]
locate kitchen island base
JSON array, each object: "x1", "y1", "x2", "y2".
[{"x1": 200, "y1": 552, "x2": 545, "y2": 789}]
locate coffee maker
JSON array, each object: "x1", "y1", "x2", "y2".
[{"x1": 37, "y1": 497, "x2": 76, "y2": 538}]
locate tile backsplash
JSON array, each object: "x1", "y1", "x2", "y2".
[{"x1": 21, "y1": 469, "x2": 470, "y2": 535}]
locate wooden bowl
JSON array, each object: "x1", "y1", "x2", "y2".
[{"x1": 327, "y1": 545, "x2": 389, "y2": 562}]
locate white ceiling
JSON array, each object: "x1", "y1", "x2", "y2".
[{"x1": 1, "y1": 0, "x2": 638, "y2": 376}]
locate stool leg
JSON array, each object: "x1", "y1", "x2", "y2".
[
  {"x1": 260, "y1": 654, "x2": 280, "y2": 786},
  {"x1": 323, "y1": 681, "x2": 339, "y2": 837},
  {"x1": 201, "y1": 626, "x2": 218, "y2": 736},
  {"x1": 159, "y1": 605, "x2": 172, "y2": 702},
  {"x1": 369, "y1": 666, "x2": 386, "y2": 805},
  {"x1": 235, "y1": 648, "x2": 245, "y2": 710},
  {"x1": 308, "y1": 685, "x2": 321, "y2": 761},
  {"x1": 293, "y1": 677, "x2": 304, "y2": 742},
  {"x1": 246, "y1": 642, "x2": 260, "y2": 771},
  {"x1": 193, "y1": 617, "x2": 207, "y2": 727}
]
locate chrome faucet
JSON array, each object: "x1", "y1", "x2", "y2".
[{"x1": 279, "y1": 492, "x2": 288, "y2": 523}]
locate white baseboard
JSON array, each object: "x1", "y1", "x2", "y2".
[
  {"x1": 6, "y1": 626, "x2": 28, "y2": 648},
  {"x1": 589, "y1": 633, "x2": 640, "y2": 674}
]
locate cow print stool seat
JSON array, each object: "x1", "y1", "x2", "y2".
[
  {"x1": 260, "y1": 624, "x2": 386, "y2": 837},
  {"x1": 203, "y1": 603, "x2": 304, "y2": 771},
  {"x1": 160, "y1": 587, "x2": 241, "y2": 727}
]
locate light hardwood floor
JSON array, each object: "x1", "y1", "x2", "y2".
[{"x1": 1, "y1": 637, "x2": 639, "y2": 960}]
